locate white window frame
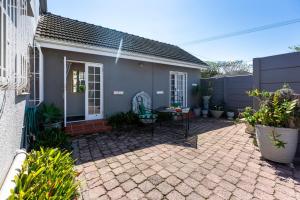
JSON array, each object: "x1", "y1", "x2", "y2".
[{"x1": 169, "y1": 71, "x2": 188, "y2": 107}]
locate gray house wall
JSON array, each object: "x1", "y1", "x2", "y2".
[
  {"x1": 42, "y1": 48, "x2": 201, "y2": 117},
  {"x1": 201, "y1": 75, "x2": 253, "y2": 110}
]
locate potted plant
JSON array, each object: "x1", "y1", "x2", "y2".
[
  {"x1": 226, "y1": 109, "x2": 235, "y2": 120},
  {"x1": 210, "y1": 105, "x2": 224, "y2": 118},
  {"x1": 243, "y1": 85, "x2": 299, "y2": 163},
  {"x1": 38, "y1": 103, "x2": 63, "y2": 129},
  {"x1": 202, "y1": 109, "x2": 208, "y2": 118},
  {"x1": 201, "y1": 81, "x2": 213, "y2": 110},
  {"x1": 191, "y1": 85, "x2": 202, "y2": 117}
]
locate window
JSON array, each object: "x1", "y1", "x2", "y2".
[
  {"x1": 169, "y1": 71, "x2": 187, "y2": 107},
  {"x1": 0, "y1": 5, "x2": 7, "y2": 82},
  {"x1": 72, "y1": 70, "x2": 85, "y2": 93}
]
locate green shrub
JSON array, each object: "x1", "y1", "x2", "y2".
[
  {"x1": 34, "y1": 128, "x2": 70, "y2": 150},
  {"x1": 108, "y1": 111, "x2": 141, "y2": 129},
  {"x1": 9, "y1": 148, "x2": 78, "y2": 200},
  {"x1": 38, "y1": 103, "x2": 62, "y2": 125}
]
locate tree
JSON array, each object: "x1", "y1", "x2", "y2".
[
  {"x1": 202, "y1": 60, "x2": 252, "y2": 78},
  {"x1": 289, "y1": 45, "x2": 300, "y2": 52},
  {"x1": 201, "y1": 61, "x2": 221, "y2": 78}
]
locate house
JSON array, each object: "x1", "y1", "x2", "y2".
[
  {"x1": 33, "y1": 11, "x2": 207, "y2": 132},
  {"x1": 0, "y1": 0, "x2": 41, "y2": 195}
]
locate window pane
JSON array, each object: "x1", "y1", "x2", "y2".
[
  {"x1": 0, "y1": 7, "x2": 2, "y2": 68},
  {"x1": 88, "y1": 67, "x2": 94, "y2": 74},
  {"x1": 95, "y1": 67, "x2": 100, "y2": 74},
  {"x1": 3, "y1": 13, "x2": 6, "y2": 69}
]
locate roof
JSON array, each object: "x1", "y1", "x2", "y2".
[{"x1": 35, "y1": 13, "x2": 207, "y2": 67}]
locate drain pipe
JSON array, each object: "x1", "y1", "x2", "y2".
[{"x1": 0, "y1": 149, "x2": 27, "y2": 200}]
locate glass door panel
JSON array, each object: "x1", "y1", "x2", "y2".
[{"x1": 85, "y1": 63, "x2": 103, "y2": 120}]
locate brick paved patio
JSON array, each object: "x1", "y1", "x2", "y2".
[{"x1": 72, "y1": 119, "x2": 300, "y2": 200}]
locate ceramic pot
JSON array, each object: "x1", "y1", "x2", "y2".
[
  {"x1": 226, "y1": 112, "x2": 234, "y2": 120},
  {"x1": 210, "y1": 110, "x2": 224, "y2": 118},
  {"x1": 202, "y1": 110, "x2": 208, "y2": 118},
  {"x1": 202, "y1": 96, "x2": 211, "y2": 110},
  {"x1": 255, "y1": 125, "x2": 298, "y2": 163}
]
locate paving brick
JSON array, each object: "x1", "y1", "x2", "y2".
[
  {"x1": 175, "y1": 182, "x2": 193, "y2": 196},
  {"x1": 103, "y1": 178, "x2": 119, "y2": 191},
  {"x1": 116, "y1": 173, "x2": 130, "y2": 183},
  {"x1": 166, "y1": 175, "x2": 181, "y2": 186},
  {"x1": 233, "y1": 188, "x2": 253, "y2": 200},
  {"x1": 142, "y1": 168, "x2": 156, "y2": 177},
  {"x1": 88, "y1": 186, "x2": 106, "y2": 199},
  {"x1": 237, "y1": 180, "x2": 255, "y2": 193},
  {"x1": 253, "y1": 189, "x2": 275, "y2": 200},
  {"x1": 107, "y1": 187, "x2": 125, "y2": 200},
  {"x1": 213, "y1": 186, "x2": 232, "y2": 200},
  {"x1": 148, "y1": 174, "x2": 164, "y2": 185},
  {"x1": 184, "y1": 177, "x2": 200, "y2": 188},
  {"x1": 138, "y1": 180, "x2": 155, "y2": 193},
  {"x1": 121, "y1": 180, "x2": 137, "y2": 192},
  {"x1": 186, "y1": 192, "x2": 205, "y2": 200},
  {"x1": 146, "y1": 189, "x2": 163, "y2": 200},
  {"x1": 126, "y1": 188, "x2": 144, "y2": 200},
  {"x1": 132, "y1": 173, "x2": 147, "y2": 184},
  {"x1": 201, "y1": 178, "x2": 217, "y2": 190},
  {"x1": 195, "y1": 185, "x2": 212, "y2": 198},
  {"x1": 166, "y1": 190, "x2": 185, "y2": 200}
]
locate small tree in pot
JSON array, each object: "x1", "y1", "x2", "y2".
[
  {"x1": 243, "y1": 85, "x2": 299, "y2": 163},
  {"x1": 192, "y1": 85, "x2": 202, "y2": 117}
]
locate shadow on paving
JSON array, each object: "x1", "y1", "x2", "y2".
[{"x1": 71, "y1": 118, "x2": 234, "y2": 166}]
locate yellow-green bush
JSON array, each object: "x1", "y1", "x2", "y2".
[{"x1": 9, "y1": 148, "x2": 78, "y2": 200}]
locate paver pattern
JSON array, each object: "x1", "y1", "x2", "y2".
[{"x1": 72, "y1": 119, "x2": 300, "y2": 200}]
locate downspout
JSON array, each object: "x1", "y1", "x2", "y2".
[{"x1": 0, "y1": 149, "x2": 27, "y2": 200}]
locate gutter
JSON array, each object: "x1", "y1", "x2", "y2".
[{"x1": 0, "y1": 149, "x2": 27, "y2": 200}]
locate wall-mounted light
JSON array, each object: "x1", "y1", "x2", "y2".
[
  {"x1": 156, "y1": 91, "x2": 164, "y2": 94},
  {"x1": 113, "y1": 91, "x2": 124, "y2": 95},
  {"x1": 192, "y1": 83, "x2": 198, "y2": 86}
]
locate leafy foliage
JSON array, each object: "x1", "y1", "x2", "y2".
[
  {"x1": 34, "y1": 128, "x2": 70, "y2": 150},
  {"x1": 202, "y1": 60, "x2": 252, "y2": 78},
  {"x1": 242, "y1": 84, "x2": 299, "y2": 148},
  {"x1": 289, "y1": 45, "x2": 300, "y2": 52},
  {"x1": 38, "y1": 103, "x2": 62, "y2": 124},
  {"x1": 9, "y1": 148, "x2": 78, "y2": 200},
  {"x1": 107, "y1": 111, "x2": 141, "y2": 129}
]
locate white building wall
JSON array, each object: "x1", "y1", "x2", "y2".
[{"x1": 0, "y1": 0, "x2": 38, "y2": 186}]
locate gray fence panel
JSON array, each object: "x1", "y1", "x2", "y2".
[
  {"x1": 254, "y1": 52, "x2": 300, "y2": 94},
  {"x1": 201, "y1": 75, "x2": 253, "y2": 110}
]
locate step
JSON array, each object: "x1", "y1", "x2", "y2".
[{"x1": 65, "y1": 119, "x2": 112, "y2": 136}]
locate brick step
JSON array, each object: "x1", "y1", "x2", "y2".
[{"x1": 65, "y1": 119, "x2": 112, "y2": 136}]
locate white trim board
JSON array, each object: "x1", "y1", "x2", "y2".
[{"x1": 35, "y1": 37, "x2": 206, "y2": 70}]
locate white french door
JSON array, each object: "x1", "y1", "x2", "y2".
[
  {"x1": 170, "y1": 71, "x2": 187, "y2": 107},
  {"x1": 85, "y1": 63, "x2": 103, "y2": 120}
]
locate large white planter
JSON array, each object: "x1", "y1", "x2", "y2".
[
  {"x1": 210, "y1": 110, "x2": 224, "y2": 118},
  {"x1": 203, "y1": 96, "x2": 211, "y2": 110},
  {"x1": 255, "y1": 125, "x2": 299, "y2": 163}
]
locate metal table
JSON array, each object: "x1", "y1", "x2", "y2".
[{"x1": 156, "y1": 107, "x2": 190, "y2": 138}]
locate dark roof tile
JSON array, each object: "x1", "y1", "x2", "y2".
[{"x1": 36, "y1": 13, "x2": 207, "y2": 66}]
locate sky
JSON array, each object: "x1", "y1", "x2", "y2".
[{"x1": 48, "y1": 0, "x2": 300, "y2": 62}]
